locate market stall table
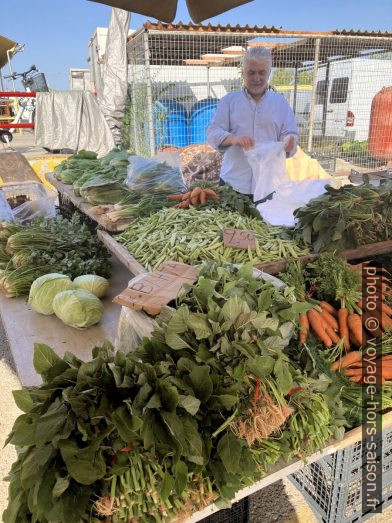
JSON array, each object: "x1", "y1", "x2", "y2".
[{"x1": 0, "y1": 256, "x2": 130, "y2": 386}]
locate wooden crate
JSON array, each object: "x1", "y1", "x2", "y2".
[{"x1": 256, "y1": 240, "x2": 392, "y2": 275}]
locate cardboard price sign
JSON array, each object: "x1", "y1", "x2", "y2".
[
  {"x1": 113, "y1": 261, "x2": 198, "y2": 316},
  {"x1": 223, "y1": 228, "x2": 256, "y2": 249}
]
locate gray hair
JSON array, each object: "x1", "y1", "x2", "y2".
[{"x1": 242, "y1": 46, "x2": 272, "y2": 71}]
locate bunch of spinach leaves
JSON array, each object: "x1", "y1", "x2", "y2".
[{"x1": 4, "y1": 263, "x2": 344, "y2": 522}]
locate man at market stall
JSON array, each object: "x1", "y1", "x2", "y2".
[{"x1": 206, "y1": 46, "x2": 298, "y2": 198}]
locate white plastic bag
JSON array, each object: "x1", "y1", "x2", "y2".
[
  {"x1": 257, "y1": 179, "x2": 330, "y2": 227},
  {"x1": 245, "y1": 141, "x2": 288, "y2": 202},
  {"x1": 12, "y1": 196, "x2": 57, "y2": 224},
  {"x1": 0, "y1": 194, "x2": 14, "y2": 222}
]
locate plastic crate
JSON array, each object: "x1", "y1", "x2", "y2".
[
  {"x1": 0, "y1": 181, "x2": 47, "y2": 210},
  {"x1": 200, "y1": 498, "x2": 249, "y2": 523},
  {"x1": 289, "y1": 426, "x2": 392, "y2": 522},
  {"x1": 56, "y1": 192, "x2": 98, "y2": 235}
]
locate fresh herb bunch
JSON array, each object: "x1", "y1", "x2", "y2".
[
  {"x1": 294, "y1": 180, "x2": 392, "y2": 252},
  {"x1": 308, "y1": 254, "x2": 362, "y2": 312},
  {"x1": 4, "y1": 263, "x2": 342, "y2": 522},
  {"x1": 0, "y1": 215, "x2": 111, "y2": 297},
  {"x1": 215, "y1": 184, "x2": 260, "y2": 218}
]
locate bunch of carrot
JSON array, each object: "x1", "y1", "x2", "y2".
[
  {"x1": 167, "y1": 187, "x2": 219, "y2": 209},
  {"x1": 330, "y1": 351, "x2": 392, "y2": 384},
  {"x1": 299, "y1": 302, "x2": 342, "y2": 348},
  {"x1": 300, "y1": 294, "x2": 392, "y2": 350}
]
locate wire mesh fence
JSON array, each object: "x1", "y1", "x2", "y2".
[{"x1": 127, "y1": 24, "x2": 392, "y2": 176}]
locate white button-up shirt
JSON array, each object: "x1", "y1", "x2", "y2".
[{"x1": 206, "y1": 88, "x2": 298, "y2": 195}]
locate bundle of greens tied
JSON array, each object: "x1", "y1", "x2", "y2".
[
  {"x1": 54, "y1": 149, "x2": 134, "y2": 205},
  {"x1": 116, "y1": 207, "x2": 308, "y2": 271},
  {"x1": 294, "y1": 179, "x2": 392, "y2": 252},
  {"x1": 4, "y1": 263, "x2": 348, "y2": 523},
  {"x1": 0, "y1": 215, "x2": 111, "y2": 297}
]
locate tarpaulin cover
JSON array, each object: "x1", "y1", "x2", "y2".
[
  {"x1": 88, "y1": 0, "x2": 252, "y2": 24},
  {"x1": 0, "y1": 35, "x2": 17, "y2": 69},
  {"x1": 96, "y1": 8, "x2": 130, "y2": 145},
  {"x1": 34, "y1": 90, "x2": 115, "y2": 158}
]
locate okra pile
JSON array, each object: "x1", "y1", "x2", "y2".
[{"x1": 116, "y1": 207, "x2": 308, "y2": 270}]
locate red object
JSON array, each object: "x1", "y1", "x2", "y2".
[
  {"x1": 0, "y1": 91, "x2": 36, "y2": 97},
  {"x1": 0, "y1": 91, "x2": 36, "y2": 129},
  {"x1": 346, "y1": 111, "x2": 355, "y2": 127},
  {"x1": 368, "y1": 86, "x2": 392, "y2": 161},
  {"x1": 0, "y1": 123, "x2": 34, "y2": 128}
]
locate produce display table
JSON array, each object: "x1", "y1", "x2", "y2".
[
  {"x1": 189, "y1": 411, "x2": 392, "y2": 522},
  {"x1": 46, "y1": 173, "x2": 131, "y2": 233},
  {"x1": 0, "y1": 257, "x2": 130, "y2": 386}
]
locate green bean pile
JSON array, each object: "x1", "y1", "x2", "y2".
[{"x1": 116, "y1": 208, "x2": 308, "y2": 270}]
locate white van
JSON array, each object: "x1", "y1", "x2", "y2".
[{"x1": 300, "y1": 58, "x2": 392, "y2": 141}]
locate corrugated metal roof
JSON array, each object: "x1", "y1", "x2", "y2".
[
  {"x1": 130, "y1": 21, "x2": 392, "y2": 38},
  {"x1": 332, "y1": 29, "x2": 392, "y2": 37},
  {"x1": 142, "y1": 21, "x2": 281, "y2": 34},
  {"x1": 128, "y1": 22, "x2": 392, "y2": 67}
]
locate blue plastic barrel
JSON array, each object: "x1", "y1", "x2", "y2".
[
  {"x1": 189, "y1": 98, "x2": 219, "y2": 144},
  {"x1": 153, "y1": 100, "x2": 189, "y2": 148}
]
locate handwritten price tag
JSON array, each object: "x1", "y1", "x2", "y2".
[
  {"x1": 223, "y1": 228, "x2": 256, "y2": 249},
  {"x1": 113, "y1": 261, "x2": 198, "y2": 315}
]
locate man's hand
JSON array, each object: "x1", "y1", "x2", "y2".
[
  {"x1": 232, "y1": 135, "x2": 255, "y2": 150},
  {"x1": 283, "y1": 135, "x2": 295, "y2": 152}
]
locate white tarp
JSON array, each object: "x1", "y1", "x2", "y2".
[
  {"x1": 96, "y1": 8, "x2": 130, "y2": 146},
  {"x1": 34, "y1": 90, "x2": 115, "y2": 158}
]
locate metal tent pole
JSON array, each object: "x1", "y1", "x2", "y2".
[
  {"x1": 143, "y1": 31, "x2": 155, "y2": 156},
  {"x1": 307, "y1": 38, "x2": 321, "y2": 153},
  {"x1": 293, "y1": 64, "x2": 298, "y2": 116}
]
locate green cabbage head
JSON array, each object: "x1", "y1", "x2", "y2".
[
  {"x1": 53, "y1": 289, "x2": 104, "y2": 329},
  {"x1": 28, "y1": 273, "x2": 74, "y2": 315},
  {"x1": 73, "y1": 275, "x2": 109, "y2": 298}
]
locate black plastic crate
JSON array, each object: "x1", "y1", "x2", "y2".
[
  {"x1": 200, "y1": 497, "x2": 249, "y2": 523},
  {"x1": 56, "y1": 192, "x2": 98, "y2": 235}
]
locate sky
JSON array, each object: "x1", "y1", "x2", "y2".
[{"x1": 1, "y1": 0, "x2": 392, "y2": 90}]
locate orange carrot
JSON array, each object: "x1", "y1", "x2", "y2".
[
  {"x1": 204, "y1": 188, "x2": 219, "y2": 201},
  {"x1": 347, "y1": 314, "x2": 363, "y2": 346},
  {"x1": 350, "y1": 375, "x2": 363, "y2": 383},
  {"x1": 325, "y1": 326, "x2": 340, "y2": 345},
  {"x1": 167, "y1": 194, "x2": 184, "y2": 201},
  {"x1": 190, "y1": 196, "x2": 199, "y2": 206},
  {"x1": 362, "y1": 311, "x2": 383, "y2": 338},
  {"x1": 320, "y1": 301, "x2": 339, "y2": 318},
  {"x1": 320, "y1": 309, "x2": 339, "y2": 331},
  {"x1": 181, "y1": 192, "x2": 191, "y2": 201},
  {"x1": 382, "y1": 303, "x2": 392, "y2": 317},
  {"x1": 175, "y1": 199, "x2": 190, "y2": 209},
  {"x1": 344, "y1": 368, "x2": 364, "y2": 377},
  {"x1": 338, "y1": 308, "x2": 351, "y2": 351},
  {"x1": 331, "y1": 351, "x2": 362, "y2": 371},
  {"x1": 382, "y1": 368, "x2": 392, "y2": 380},
  {"x1": 190, "y1": 187, "x2": 202, "y2": 199},
  {"x1": 381, "y1": 312, "x2": 392, "y2": 331},
  {"x1": 299, "y1": 312, "x2": 309, "y2": 344},
  {"x1": 200, "y1": 191, "x2": 207, "y2": 205},
  {"x1": 307, "y1": 309, "x2": 332, "y2": 348}
]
